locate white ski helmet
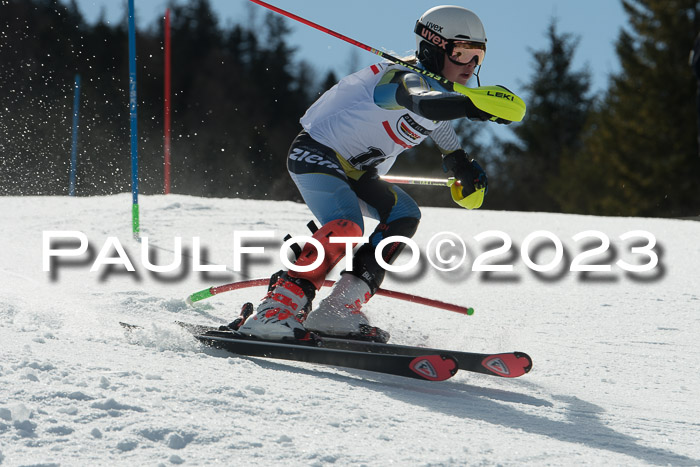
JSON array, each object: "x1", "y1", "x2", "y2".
[{"x1": 414, "y1": 5, "x2": 487, "y2": 74}]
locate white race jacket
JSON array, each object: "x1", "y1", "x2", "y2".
[{"x1": 300, "y1": 62, "x2": 461, "y2": 175}]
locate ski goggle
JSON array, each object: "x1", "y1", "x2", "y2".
[{"x1": 447, "y1": 41, "x2": 486, "y2": 66}]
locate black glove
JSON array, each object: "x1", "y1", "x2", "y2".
[
  {"x1": 464, "y1": 99, "x2": 512, "y2": 125},
  {"x1": 464, "y1": 98, "x2": 493, "y2": 122},
  {"x1": 442, "y1": 150, "x2": 488, "y2": 195},
  {"x1": 491, "y1": 117, "x2": 512, "y2": 125}
]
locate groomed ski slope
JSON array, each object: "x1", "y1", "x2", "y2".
[{"x1": 0, "y1": 194, "x2": 698, "y2": 466}]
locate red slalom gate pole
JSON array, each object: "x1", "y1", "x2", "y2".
[
  {"x1": 247, "y1": 0, "x2": 377, "y2": 55},
  {"x1": 187, "y1": 279, "x2": 474, "y2": 316},
  {"x1": 163, "y1": 8, "x2": 172, "y2": 194}
]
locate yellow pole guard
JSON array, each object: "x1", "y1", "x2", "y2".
[
  {"x1": 453, "y1": 84, "x2": 527, "y2": 122},
  {"x1": 447, "y1": 178, "x2": 485, "y2": 210}
]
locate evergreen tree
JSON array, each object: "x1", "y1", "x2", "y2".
[
  {"x1": 495, "y1": 20, "x2": 593, "y2": 212},
  {"x1": 0, "y1": 0, "x2": 318, "y2": 198},
  {"x1": 561, "y1": 0, "x2": 700, "y2": 217},
  {"x1": 319, "y1": 70, "x2": 339, "y2": 95}
]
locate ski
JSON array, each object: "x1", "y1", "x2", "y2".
[
  {"x1": 173, "y1": 321, "x2": 532, "y2": 378},
  {"x1": 120, "y1": 322, "x2": 458, "y2": 382},
  {"x1": 319, "y1": 337, "x2": 531, "y2": 378}
]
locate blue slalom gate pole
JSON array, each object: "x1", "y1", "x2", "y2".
[
  {"x1": 68, "y1": 74, "x2": 81, "y2": 196},
  {"x1": 128, "y1": 0, "x2": 140, "y2": 239}
]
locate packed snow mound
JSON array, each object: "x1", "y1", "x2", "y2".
[{"x1": 1, "y1": 194, "x2": 698, "y2": 466}]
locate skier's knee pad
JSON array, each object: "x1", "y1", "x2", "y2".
[
  {"x1": 288, "y1": 219, "x2": 363, "y2": 290},
  {"x1": 346, "y1": 217, "x2": 420, "y2": 294}
]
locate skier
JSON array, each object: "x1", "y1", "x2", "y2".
[{"x1": 238, "y1": 5, "x2": 511, "y2": 341}]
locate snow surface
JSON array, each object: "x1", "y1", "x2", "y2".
[{"x1": 1, "y1": 194, "x2": 699, "y2": 466}]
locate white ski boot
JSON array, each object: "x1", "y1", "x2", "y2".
[
  {"x1": 304, "y1": 273, "x2": 375, "y2": 337},
  {"x1": 239, "y1": 219, "x2": 365, "y2": 340},
  {"x1": 238, "y1": 273, "x2": 314, "y2": 340}
]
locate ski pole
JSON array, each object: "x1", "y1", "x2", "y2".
[
  {"x1": 246, "y1": 0, "x2": 446, "y2": 86},
  {"x1": 379, "y1": 175, "x2": 452, "y2": 187},
  {"x1": 187, "y1": 279, "x2": 474, "y2": 316},
  {"x1": 246, "y1": 0, "x2": 525, "y2": 122}
]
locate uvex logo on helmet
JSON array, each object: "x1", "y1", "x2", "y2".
[
  {"x1": 424, "y1": 21, "x2": 443, "y2": 33},
  {"x1": 416, "y1": 23, "x2": 449, "y2": 50}
]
